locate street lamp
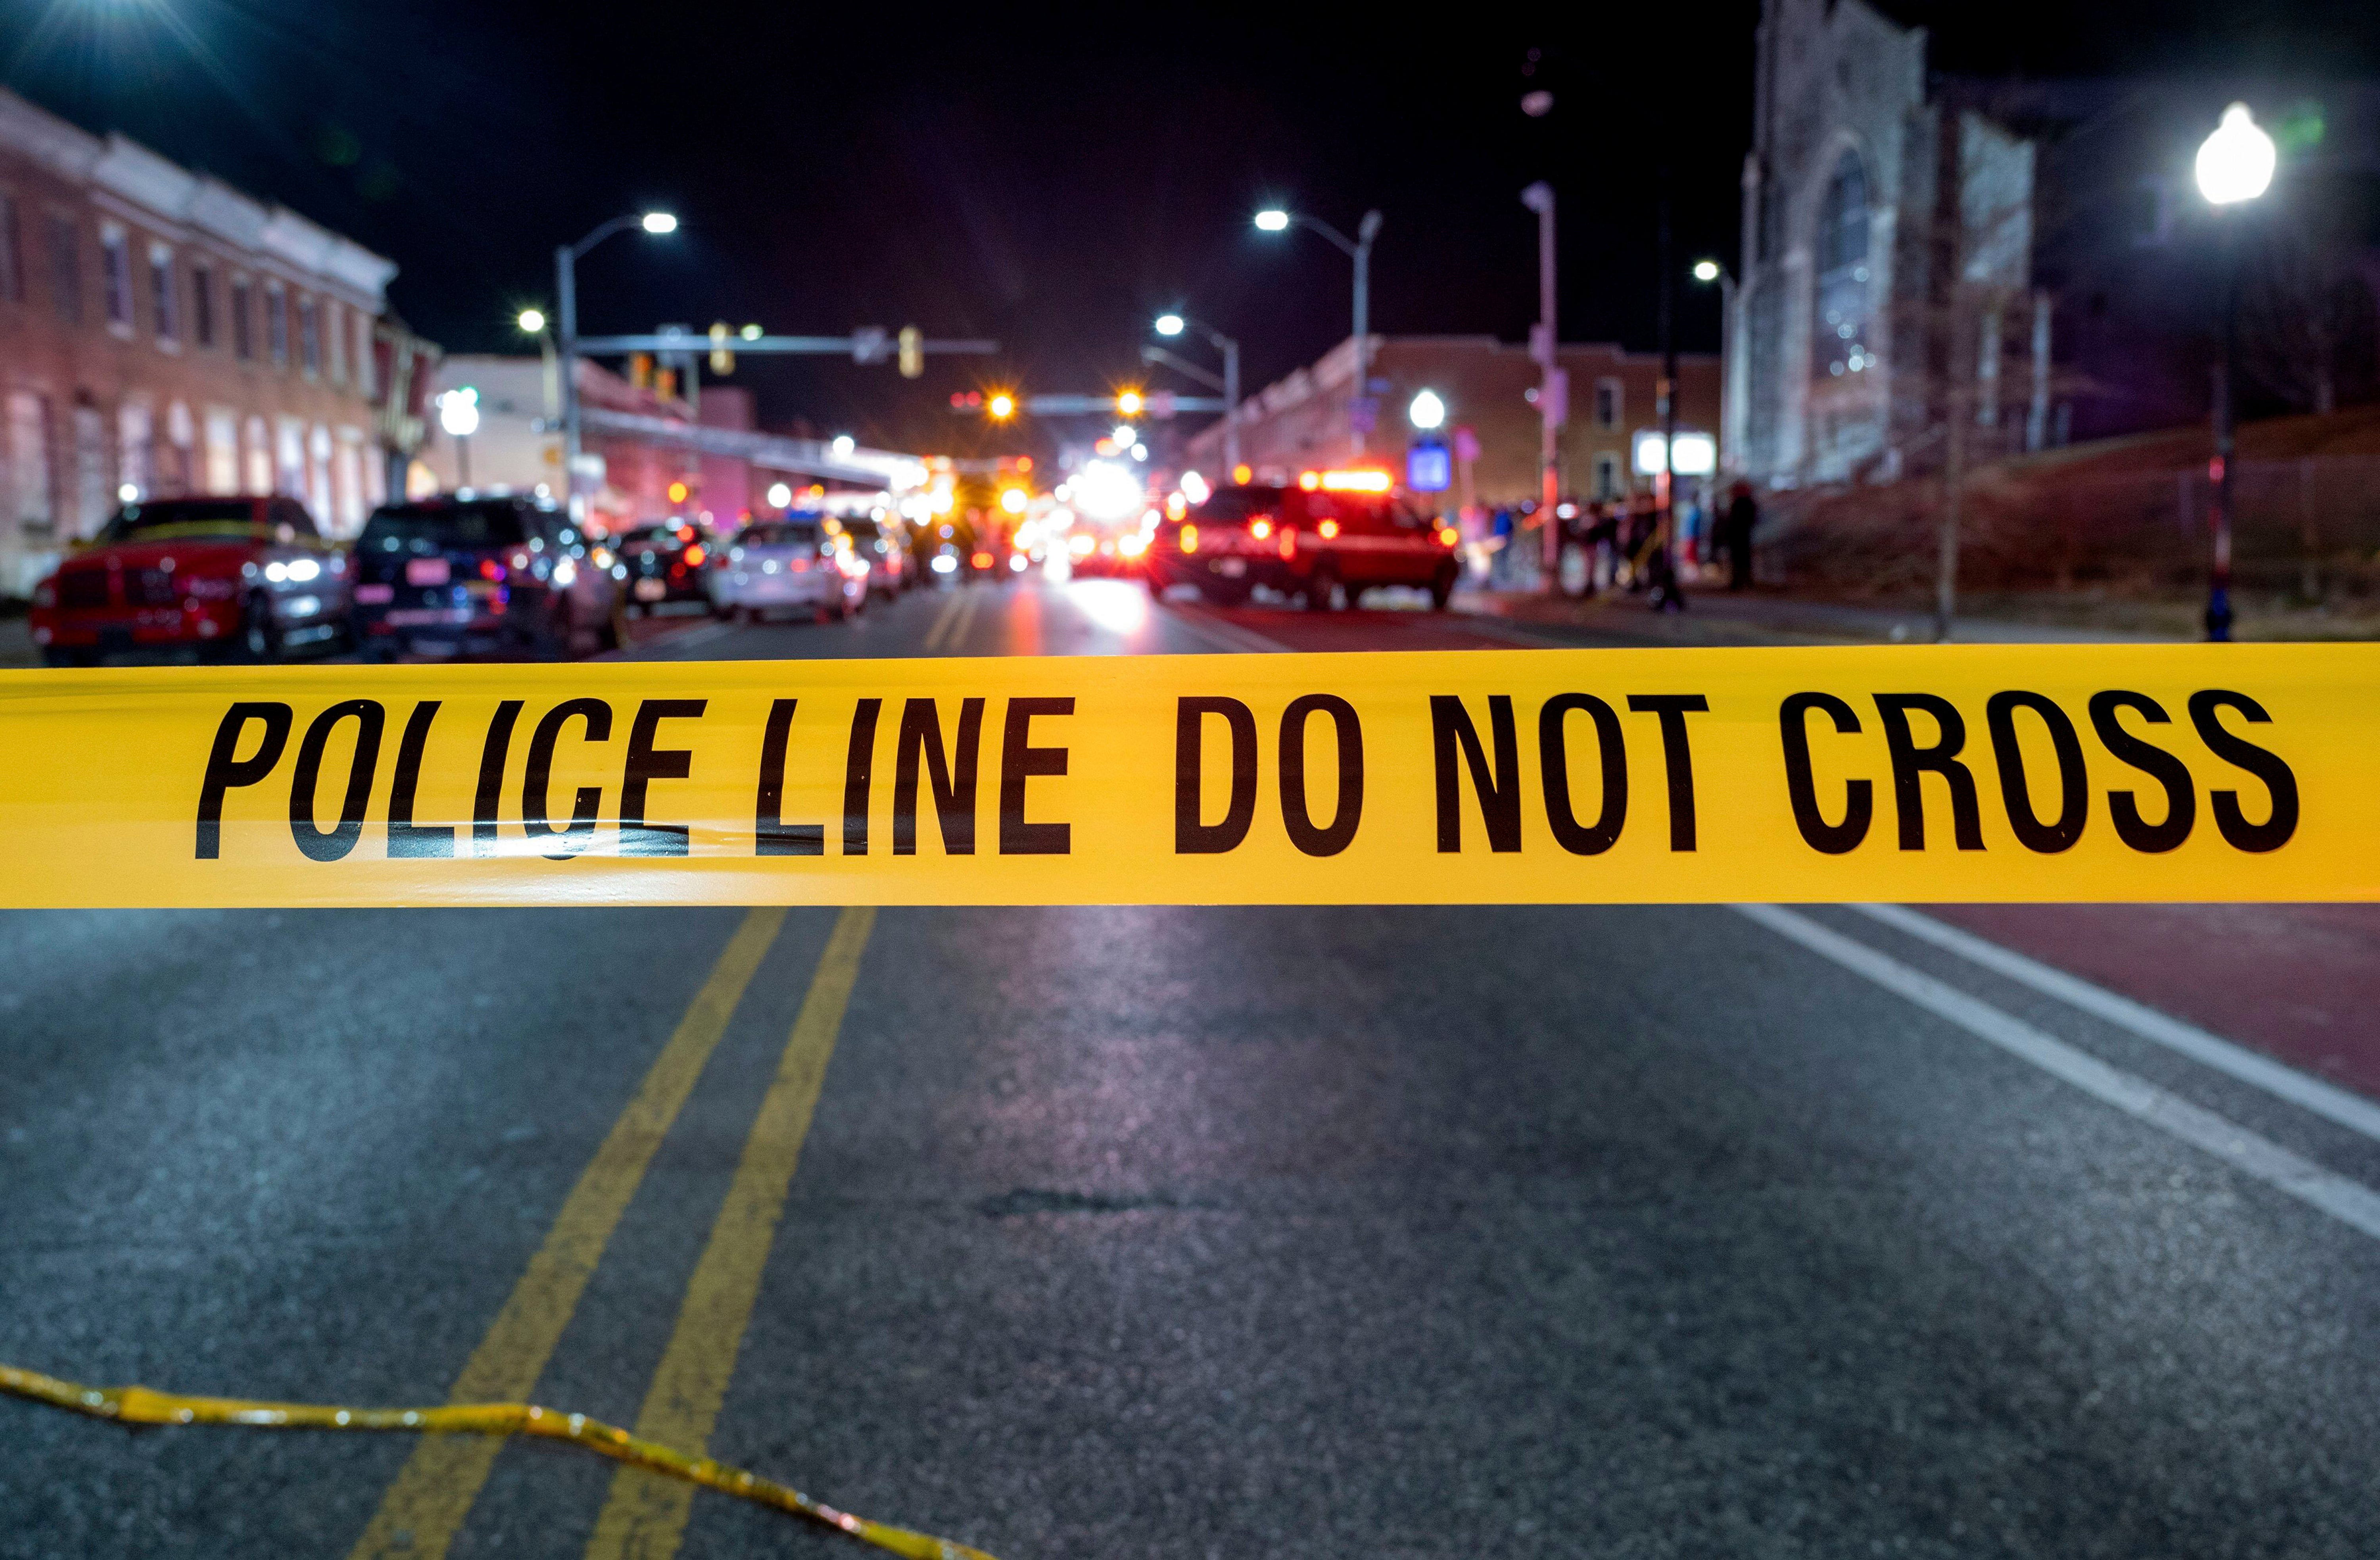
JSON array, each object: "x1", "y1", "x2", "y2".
[
  {"x1": 516, "y1": 307, "x2": 546, "y2": 334},
  {"x1": 1408, "y1": 388, "x2": 1445, "y2": 430},
  {"x1": 555, "y1": 209, "x2": 678, "y2": 519},
  {"x1": 1254, "y1": 206, "x2": 1385, "y2": 456},
  {"x1": 438, "y1": 386, "x2": 480, "y2": 489},
  {"x1": 2194, "y1": 102, "x2": 2276, "y2": 642},
  {"x1": 1691, "y1": 259, "x2": 1738, "y2": 477},
  {"x1": 1521, "y1": 180, "x2": 1560, "y2": 586},
  {"x1": 1146, "y1": 310, "x2": 1241, "y2": 473}
]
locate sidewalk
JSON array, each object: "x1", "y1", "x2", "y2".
[{"x1": 1460, "y1": 585, "x2": 2177, "y2": 647}]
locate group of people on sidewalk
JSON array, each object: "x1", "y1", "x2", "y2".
[{"x1": 1460, "y1": 483, "x2": 1761, "y2": 607}]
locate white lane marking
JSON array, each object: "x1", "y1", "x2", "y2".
[
  {"x1": 1737, "y1": 904, "x2": 2380, "y2": 1245},
  {"x1": 1852, "y1": 903, "x2": 2380, "y2": 1148},
  {"x1": 1159, "y1": 603, "x2": 1291, "y2": 654}
]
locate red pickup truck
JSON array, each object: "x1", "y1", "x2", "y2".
[{"x1": 28, "y1": 495, "x2": 351, "y2": 666}]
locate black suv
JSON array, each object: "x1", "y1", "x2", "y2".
[{"x1": 349, "y1": 495, "x2": 624, "y2": 659}]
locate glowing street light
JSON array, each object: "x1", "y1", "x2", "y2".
[
  {"x1": 2196, "y1": 103, "x2": 2276, "y2": 207},
  {"x1": 557, "y1": 209, "x2": 681, "y2": 517},
  {"x1": 831, "y1": 434, "x2": 856, "y2": 457},
  {"x1": 1408, "y1": 388, "x2": 1446, "y2": 430},
  {"x1": 1691, "y1": 259, "x2": 1721, "y2": 284},
  {"x1": 766, "y1": 481, "x2": 794, "y2": 509},
  {"x1": 1154, "y1": 313, "x2": 1186, "y2": 336},
  {"x1": 2193, "y1": 102, "x2": 2277, "y2": 642},
  {"x1": 1117, "y1": 390, "x2": 1144, "y2": 416},
  {"x1": 516, "y1": 307, "x2": 546, "y2": 334},
  {"x1": 1253, "y1": 209, "x2": 1290, "y2": 232},
  {"x1": 438, "y1": 386, "x2": 480, "y2": 487},
  {"x1": 987, "y1": 392, "x2": 1017, "y2": 420}
]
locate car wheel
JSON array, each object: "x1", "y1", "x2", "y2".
[
  {"x1": 1304, "y1": 563, "x2": 1341, "y2": 612},
  {"x1": 1430, "y1": 562, "x2": 1459, "y2": 611}
]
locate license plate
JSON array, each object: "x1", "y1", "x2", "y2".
[
  {"x1": 384, "y1": 607, "x2": 472, "y2": 627},
  {"x1": 634, "y1": 579, "x2": 668, "y2": 601},
  {"x1": 406, "y1": 559, "x2": 451, "y2": 586},
  {"x1": 1214, "y1": 558, "x2": 1248, "y2": 578},
  {"x1": 354, "y1": 584, "x2": 395, "y2": 604}
]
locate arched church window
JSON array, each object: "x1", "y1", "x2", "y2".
[{"x1": 1814, "y1": 150, "x2": 1873, "y2": 381}]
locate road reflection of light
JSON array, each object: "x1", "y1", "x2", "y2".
[{"x1": 1071, "y1": 578, "x2": 1150, "y2": 636}]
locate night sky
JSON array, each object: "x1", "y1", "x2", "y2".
[{"x1": 4, "y1": 0, "x2": 2374, "y2": 454}]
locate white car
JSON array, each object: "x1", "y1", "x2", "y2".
[{"x1": 706, "y1": 519, "x2": 868, "y2": 622}]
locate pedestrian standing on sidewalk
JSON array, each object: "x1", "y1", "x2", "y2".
[
  {"x1": 1643, "y1": 502, "x2": 1687, "y2": 613},
  {"x1": 1722, "y1": 480, "x2": 1759, "y2": 592}
]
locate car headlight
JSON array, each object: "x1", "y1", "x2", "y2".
[
  {"x1": 553, "y1": 558, "x2": 577, "y2": 586},
  {"x1": 285, "y1": 557, "x2": 321, "y2": 583}
]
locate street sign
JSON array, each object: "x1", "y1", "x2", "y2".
[
  {"x1": 1452, "y1": 424, "x2": 1481, "y2": 464},
  {"x1": 1407, "y1": 440, "x2": 1452, "y2": 493},
  {"x1": 851, "y1": 326, "x2": 890, "y2": 366}
]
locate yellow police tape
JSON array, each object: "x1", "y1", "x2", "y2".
[
  {"x1": 2, "y1": 643, "x2": 2374, "y2": 905},
  {"x1": 0, "y1": 1360, "x2": 996, "y2": 1560}
]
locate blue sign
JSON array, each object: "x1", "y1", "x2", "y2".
[{"x1": 1407, "y1": 440, "x2": 1452, "y2": 493}]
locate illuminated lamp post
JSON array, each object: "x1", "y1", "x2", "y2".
[
  {"x1": 556, "y1": 210, "x2": 678, "y2": 520},
  {"x1": 1255, "y1": 206, "x2": 1384, "y2": 458},
  {"x1": 2193, "y1": 103, "x2": 2276, "y2": 642}
]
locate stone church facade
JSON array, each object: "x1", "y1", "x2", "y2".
[{"x1": 1730, "y1": 0, "x2": 2044, "y2": 488}]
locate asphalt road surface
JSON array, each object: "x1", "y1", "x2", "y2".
[{"x1": 5, "y1": 576, "x2": 2378, "y2": 1559}]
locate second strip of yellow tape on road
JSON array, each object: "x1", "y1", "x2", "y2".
[{"x1": 6, "y1": 644, "x2": 2371, "y2": 905}]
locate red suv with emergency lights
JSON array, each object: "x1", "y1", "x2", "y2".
[
  {"x1": 29, "y1": 495, "x2": 350, "y2": 666},
  {"x1": 1147, "y1": 471, "x2": 1462, "y2": 609}
]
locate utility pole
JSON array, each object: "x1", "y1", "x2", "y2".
[
  {"x1": 1658, "y1": 178, "x2": 1678, "y2": 537},
  {"x1": 1522, "y1": 181, "x2": 1561, "y2": 588},
  {"x1": 1351, "y1": 209, "x2": 1383, "y2": 459}
]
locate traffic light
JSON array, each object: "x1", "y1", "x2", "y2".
[
  {"x1": 898, "y1": 325, "x2": 923, "y2": 379},
  {"x1": 666, "y1": 478, "x2": 692, "y2": 506},
  {"x1": 987, "y1": 392, "x2": 1017, "y2": 420},
  {"x1": 1117, "y1": 389, "x2": 1144, "y2": 416},
  {"x1": 629, "y1": 353, "x2": 653, "y2": 390},
  {"x1": 708, "y1": 321, "x2": 734, "y2": 375},
  {"x1": 655, "y1": 367, "x2": 678, "y2": 401}
]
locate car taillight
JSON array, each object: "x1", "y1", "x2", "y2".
[
  {"x1": 971, "y1": 551, "x2": 994, "y2": 568},
  {"x1": 1178, "y1": 524, "x2": 1198, "y2": 554},
  {"x1": 1318, "y1": 519, "x2": 1340, "y2": 540},
  {"x1": 1279, "y1": 529, "x2": 1296, "y2": 560},
  {"x1": 1437, "y1": 526, "x2": 1460, "y2": 547},
  {"x1": 685, "y1": 545, "x2": 707, "y2": 567},
  {"x1": 479, "y1": 558, "x2": 506, "y2": 582}
]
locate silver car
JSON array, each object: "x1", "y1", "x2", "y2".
[{"x1": 706, "y1": 518, "x2": 868, "y2": 622}]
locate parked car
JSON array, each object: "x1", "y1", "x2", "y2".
[
  {"x1": 348, "y1": 494, "x2": 624, "y2": 659},
  {"x1": 837, "y1": 514, "x2": 911, "y2": 599},
  {"x1": 29, "y1": 494, "x2": 349, "y2": 666},
  {"x1": 615, "y1": 520, "x2": 715, "y2": 613},
  {"x1": 706, "y1": 517, "x2": 868, "y2": 622}
]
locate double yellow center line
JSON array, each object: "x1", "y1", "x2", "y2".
[{"x1": 348, "y1": 905, "x2": 875, "y2": 1560}]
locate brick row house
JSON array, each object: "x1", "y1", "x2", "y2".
[{"x1": 0, "y1": 88, "x2": 400, "y2": 595}]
